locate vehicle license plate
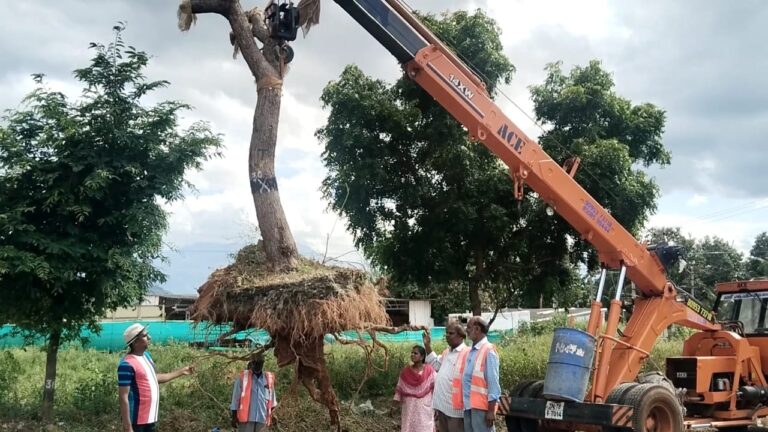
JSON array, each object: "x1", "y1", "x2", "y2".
[{"x1": 544, "y1": 401, "x2": 564, "y2": 420}]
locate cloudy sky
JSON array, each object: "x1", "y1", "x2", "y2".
[{"x1": 2, "y1": 1, "x2": 766, "y2": 295}]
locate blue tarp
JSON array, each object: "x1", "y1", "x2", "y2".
[
  {"x1": 0, "y1": 322, "x2": 505, "y2": 351},
  {"x1": 0, "y1": 321, "x2": 232, "y2": 351}
]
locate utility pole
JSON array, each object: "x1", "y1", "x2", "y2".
[{"x1": 691, "y1": 260, "x2": 696, "y2": 298}]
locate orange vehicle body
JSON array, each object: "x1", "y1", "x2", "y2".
[{"x1": 320, "y1": 0, "x2": 768, "y2": 429}]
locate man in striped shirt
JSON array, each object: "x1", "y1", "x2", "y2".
[
  {"x1": 424, "y1": 322, "x2": 468, "y2": 432},
  {"x1": 117, "y1": 324, "x2": 194, "y2": 432}
]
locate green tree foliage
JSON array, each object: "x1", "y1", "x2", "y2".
[
  {"x1": 502, "y1": 61, "x2": 671, "y2": 308},
  {"x1": 524, "y1": 61, "x2": 670, "y2": 306},
  {"x1": 687, "y1": 237, "x2": 745, "y2": 306},
  {"x1": 645, "y1": 228, "x2": 746, "y2": 306},
  {"x1": 319, "y1": 9, "x2": 671, "y2": 313},
  {"x1": 318, "y1": 10, "x2": 518, "y2": 315},
  {"x1": 0, "y1": 25, "x2": 221, "y2": 419},
  {"x1": 746, "y1": 232, "x2": 768, "y2": 279}
]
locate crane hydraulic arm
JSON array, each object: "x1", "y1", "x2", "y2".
[
  {"x1": 329, "y1": 0, "x2": 723, "y2": 402},
  {"x1": 334, "y1": 0, "x2": 669, "y2": 296}
]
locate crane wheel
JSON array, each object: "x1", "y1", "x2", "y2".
[
  {"x1": 624, "y1": 384, "x2": 683, "y2": 432},
  {"x1": 524, "y1": 380, "x2": 545, "y2": 399},
  {"x1": 606, "y1": 382, "x2": 637, "y2": 404},
  {"x1": 509, "y1": 380, "x2": 540, "y2": 398},
  {"x1": 505, "y1": 380, "x2": 543, "y2": 432}
]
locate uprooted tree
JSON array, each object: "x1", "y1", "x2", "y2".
[
  {"x1": 176, "y1": 1, "x2": 415, "y2": 428},
  {"x1": 177, "y1": 0, "x2": 323, "y2": 272}
]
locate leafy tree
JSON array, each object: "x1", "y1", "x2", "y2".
[
  {"x1": 0, "y1": 26, "x2": 221, "y2": 420},
  {"x1": 522, "y1": 61, "x2": 670, "y2": 305},
  {"x1": 746, "y1": 232, "x2": 768, "y2": 279},
  {"x1": 643, "y1": 228, "x2": 747, "y2": 305},
  {"x1": 318, "y1": 10, "x2": 519, "y2": 315},
  {"x1": 686, "y1": 237, "x2": 745, "y2": 305},
  {"x1": 320, "y1": 9, "x2": 671, "y2": 313}
]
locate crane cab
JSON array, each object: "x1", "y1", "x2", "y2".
[
  {"x1": 664, "y1": 280, "x2": 768, "y2": 424},
  {"x1": 711, "y1": 280, "x2": 768, "y2": 375},
  {"x1": 712, "y1": 280, "x2": 768, "y2": 336}
]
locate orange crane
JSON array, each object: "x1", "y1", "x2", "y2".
[{"x1": 266, "y1": 0, "x2": 768, "y2": 430}]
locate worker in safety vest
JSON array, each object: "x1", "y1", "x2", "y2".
[
  {"x1": 424, "y1": 322, "x2": 468, "y2": 432},
  {"x1": 458, "y1": 317, "x2": 501, "y2": 432},
  {"x1": 229, "y1": 353, "x2": 277, "y2": 432}
]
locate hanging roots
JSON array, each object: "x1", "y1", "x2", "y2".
[
  {"x1": 297, "y1": 0, "x2": 321, "y2": 37},
  {"x1": 191, "y1": 242, "x2": 400, "y2": 429},
  {"x1": 177, "y1": 0, "x2": 197, "y2": 31}
]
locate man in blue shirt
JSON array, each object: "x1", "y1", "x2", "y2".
[
  {"x1": 230, "y1": 353, "x2": 277, "y2": 432},
  {"x1": 462, "y1": 317, "x2": 501, "y2": 432}
]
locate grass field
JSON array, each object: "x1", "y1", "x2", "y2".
[{"x1": 0, "y1": 327, "x2": 684, "y2": 432}]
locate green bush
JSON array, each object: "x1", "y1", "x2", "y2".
[
  {"x1": 514, "y1": 313, "x2": 569, "y2": 337},
  {"x1": 71, "y1": 363, "x2": 116, "y2": 416},
  {"x1": 0, "y1": 350, "x2": 21, "y2": 403}
]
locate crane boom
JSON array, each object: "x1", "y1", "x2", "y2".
[
  {"x1": 334, "y1": 0, "x2": 669, "y2": 297},
  {"x1": 330, "y1": 0, "x2": 724, "y2": 402}
]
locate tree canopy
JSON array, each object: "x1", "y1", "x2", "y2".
[
  {"x1": 318, "y1": 10, "x2": 519, "y2": 315},
  {"x1": 746, "y1": 232, "x2": 768, "y2": 279},
  {"x1": 645, "y1": 226, "x2": 751, "y2": 306},
  {"x1": 0, "y1": 25, "x2": 221, "y2": 418},
  {"x1": 318, "y1": 10, "x2": 672, "y2": 313}
]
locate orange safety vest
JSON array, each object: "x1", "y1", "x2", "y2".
[
  {"x1": 237, "y1": 370, "x2": 275, "y2": 425},
  {"x1": 451, "y1": 343, "x2": 496, "y2": 411}
]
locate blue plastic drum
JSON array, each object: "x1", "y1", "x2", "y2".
[{"x1": 542, "y1": 327, "x2": 596, "y2": 401}]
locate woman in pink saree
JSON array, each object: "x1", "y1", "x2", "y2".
[{"x1": 393, "y1": 345, "x2": 436, "y2": 432}]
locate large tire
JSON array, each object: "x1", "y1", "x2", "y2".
[
  {"x1": 506, "y1": 380, "x2": 543, "y2": 432},
  {"x1": 524, "y1": 380, "x2": 545, "y2": 398},
  {"x1": 606, "y1": 382, "x2": 637, "y2": 404},
  {"x1": 510, "y1": 380, "x2": 540, "y2": 398},
  {"x1": 624, "y1": 384, "x2": 683, "y2": 432}
]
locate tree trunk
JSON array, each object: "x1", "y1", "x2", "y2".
[
  {"x1": 469, "y1": 248, "x2": 486, "y2": 316},
  {"x1": 469, "y1": 279, "x2": 482, "y2": 316},
  {"x1": 41, "y1": 328, "x2": 61, "y2": 423},
  {"x1": 183, "y1": 0, "x2": 302, "y2": 272},
  {"x1": 249, "y1": 86, "x2": 299, "y2": 271}
]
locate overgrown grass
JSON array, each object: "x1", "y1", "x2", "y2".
[{"x1": 0, "y1": 330, "x2": 683, "y2": 432}]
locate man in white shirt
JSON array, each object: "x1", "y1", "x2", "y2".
[{"x1": 424, "y1": 322, "x2": 468, "y2": 432}]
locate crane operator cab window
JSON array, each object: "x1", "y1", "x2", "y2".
[{"x1": 714, "y1": 291, "x2": 768, "y2": 335}]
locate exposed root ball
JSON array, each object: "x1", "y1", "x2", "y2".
[{"x1": 191, "y1": 243, "x2": 390, "y2": 429}]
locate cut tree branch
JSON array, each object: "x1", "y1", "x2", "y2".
[{"x1": 184, "y1": 0, "x2": 278, "y2": 82}]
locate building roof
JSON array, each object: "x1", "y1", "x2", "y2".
[{"x1": 148, "y1": 285, "x2": 197, "y2": 300}]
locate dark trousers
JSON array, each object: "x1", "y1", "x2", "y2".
[
  {"x1": 436, "y1": 410, "x2": 464, "y2": 432},
  {"x1": 132, "y1": 423, "x2": 156, "y2": 432}
]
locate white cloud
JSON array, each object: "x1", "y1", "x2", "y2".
[
  {"x1": 686, "y1": 194, "x2": 708, "y2": 207},
  {"x1": 489, "y1": 0, "x2": 627, "y2": 45},
  {"x1": 649, "y1": 195, "x2": 768, "y2": 253}
]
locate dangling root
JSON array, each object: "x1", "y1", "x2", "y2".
[
  {"x1": 177, "y1": 0, "x2": 197, "y2": 31},
  {"x1": 190, "y1": 243, "x2": 416, "y2": 429}
]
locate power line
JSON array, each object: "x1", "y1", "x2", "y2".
[{"x1": 670, "y1": 198, "x2": 768, "y2": 226}]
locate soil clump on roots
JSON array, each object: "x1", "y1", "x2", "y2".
[{"x1": 191, "y1": 242, "x2": 391, "y2": 429}]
